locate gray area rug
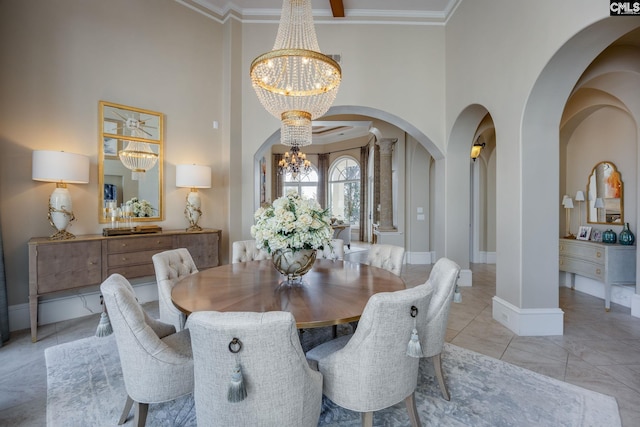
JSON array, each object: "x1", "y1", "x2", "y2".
[{"x1": 46, "y1": 335, "x2": 620, "y2": 426}]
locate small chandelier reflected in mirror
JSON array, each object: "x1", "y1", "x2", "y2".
[
  {"x1": 119, "y1": 141, "x2": 158, "y2": 180},
  {"x1": 118, "y1": 121, "x2": 158, "y2": 180},
  {"x1": 278, "y1": 146, "x2": 310, "y2": 178},
  {"x1": 250, "y1": 0, "x2": 342, "y2": 147}
]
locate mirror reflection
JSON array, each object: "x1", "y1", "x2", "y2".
[
  {"x1": 587, "y1": 161, "x2": 623, "y2": 225},
  {"x1": 98, "y1": 101, "x2": 163, "y2": 223}
]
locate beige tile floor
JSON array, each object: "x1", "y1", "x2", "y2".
[{"x1": 1, "y1": 246, "x2": 639, "y2": 426}]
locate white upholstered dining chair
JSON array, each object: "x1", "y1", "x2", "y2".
[
  {"x1": 306, "y1": 282, "x2": 434, "y2": 427},
  {"x1": 365, "y1": 243, "x2": 405, "y2": 276},
  {"x1": 152, "y1": 248, "x2": 198, "y2": 332},
  {"x1": 418, "y1": 257, "x2": 461, "y2": 401},
  {"x1": 231, "y1": 239, "x2": 271, "y2": 263},
  {"x1": 187, "y1": 310, "x2": 323, "y2": 426},
  {"x1": 100, "y1": 274, "x2": 194, "y2": 427},
  {"x1": 316, "y1": 238, "x2": 344, "y2": 260}
]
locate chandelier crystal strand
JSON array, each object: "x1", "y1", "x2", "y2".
[
  {"x1": 250, "y1": 0, "x2": 341, "y2": 147},
  {"x1": 119, "y1": 140, "x2": 158, "y2": 180}
]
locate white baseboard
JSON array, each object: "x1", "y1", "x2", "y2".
[
  {"x1": 492, "y1": 296, "x2": 564, "y2": 336},
  {"x1": 471, "y1": 251, "x2": 496, "y2": 264},
  {"x1": 8, "y1": 281, "x2": 159, "y2": 332},
  {"x1": 632, "y1": 294, "x2": 640, "y2": 318},
  {"x1": 405, "y1": 251, "x2": 432, "y2": 265},
  {"x1": 458, "y1": 269, "x2": 472, "y2": 287}
]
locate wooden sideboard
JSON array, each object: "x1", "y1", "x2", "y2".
[
  {"x1": 559, "y1": 238, "x2": 636, "y2": 311},
  {"x1": 28, "y1": 229, "x2": 221, "y2": 341}
]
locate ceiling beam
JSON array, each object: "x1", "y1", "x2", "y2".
[{"x1": 329, "y1": 0, "x2": 345, "y2": 18}]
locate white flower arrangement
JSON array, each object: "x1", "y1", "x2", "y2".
[
  {"x1": 126, "y1": 197, "x2": 155, "y2": 218},
  {"x1": 251, "y1": 191, "x2": 333, "y2": 253}
]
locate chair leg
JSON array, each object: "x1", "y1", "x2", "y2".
[
  {"x1": 432, "y1": 353, "x2": 450, "y2": 401},
  {"x1": 118, "y1": 396, "x2": 134, "y2": 425},
  {"x1": 361, "y1": 411, "x2": 373, "y2": 427},
  {"x1": 405, "y1": 392, "x2": 422, "y2": 427},
  {"x1": 134, "y1": 402, "x2": 149, "y2": 427}
]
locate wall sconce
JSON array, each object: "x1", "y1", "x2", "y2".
[
  {"x1": 470, "y1": 137, "x2": 485, "y2": 161},
  {"x1": 32, "y1": 150, "x2": 90, "y2": 240},
  {"x1": 562, "y1": 195, "x2": 575, "y2": 238},
  {"x1": 176, "y1": 164, "x2": 211, "y2": 232},
  {"x1": 574, "y1": 190, "x2": 585, "y2": 227}
]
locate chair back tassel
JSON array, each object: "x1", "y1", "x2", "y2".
[
  {"x1": 406, "y1": 305, "x2": 423, "y2": 358},
  {"x1": 406, "y1": 328, "x2": 423, "y2": 358},
  {"x1": 228, "y1": 363, "x2": 247, "y2": 402},
  {"x1": 227, "y1": 338, "x2": 247, "y2": 402},
  {"x1": 95, "y1": 295, "x2": 113, "y2": 337}
]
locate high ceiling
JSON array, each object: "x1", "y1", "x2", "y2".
[{"x1": 178, "y1": 0, "x2": 460, "y2": 24}]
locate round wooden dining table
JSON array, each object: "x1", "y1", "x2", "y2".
[{"x1": 171, "y1": 259, "x2": 406, "y2": 329}]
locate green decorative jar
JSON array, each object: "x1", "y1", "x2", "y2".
[
  {"x1": 602, "y1": 229, "x2": 617, "y2": 244},
  {"x1": 619, "y1": 223, "x2": 635, "y2": 246}
]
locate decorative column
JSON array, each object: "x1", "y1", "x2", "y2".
[{"x1": 376, "y1": 138, "x2": 397, "y2": 231}]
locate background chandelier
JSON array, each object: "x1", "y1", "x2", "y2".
[
  {"x1": 278, "y1": 146, "x2": 311, "y2": 178},
  {"x1": 250, "y1": 0, "x2": 342, "y2": 147},
  {"x1": 118, "y1": 123, "x2": 158, "y2": 180}
]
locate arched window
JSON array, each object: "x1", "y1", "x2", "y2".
[
  {"x1": 283, "y1": 166, "x2": 319, "y2": 201},
  {"x1": 329, "y1": 156, "x2": 360, "y2": 225}
]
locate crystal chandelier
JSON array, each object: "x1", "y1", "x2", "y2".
[
  {"x1": 250, "y1": 0, "x2": 342, "y2": 147},
  {"x1": 119, "y1": 141, "x2": 158, "y2": 180},
  {"x1": 278, "y1": 146, "x2": 311, "y2": 178},
  {"x1": 118, "y1": 120, "x2": 158, "y2": 180}
]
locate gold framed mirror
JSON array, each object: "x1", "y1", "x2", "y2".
[
  {"x1": 98, "y1": 101, "x2": 163, "y2": 223},
  {"x1": 586, "y1": 161, "x2": 623, "y2": 225}
]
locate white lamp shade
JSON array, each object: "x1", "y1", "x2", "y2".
[
  {"x1": 575, "y1": 191, "x2": 585, "y2": 202},
  {"x1": 32, "y1": 150, "x2": 90, "y2": 184},
  {"x1": 594, "y1": 197, "x2": 605, "y2": 208},
  {"x1": 563, "y1": 197, "x2": 574, "y2": 208},
  {"x1": 176, "y1": 164, "x2": 211, "y2": 188}
]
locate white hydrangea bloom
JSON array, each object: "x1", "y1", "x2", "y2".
[{"x1": 251, "y1": 191, "x2": 332, "y2": 253}]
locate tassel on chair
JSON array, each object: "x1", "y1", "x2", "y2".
[
  {"x1": 95, "y1": 296, "x2": 113, "y2": 337},
  {"x1": 453, "y1": 285, "x2": 462, "y2": 303},
  {"x1": 227, "y1": 363, "x2": 247, "y2": 402},
  {"x1": 406, "y1": 305, "x2": 423, "y2": 358},
  {"x1": 406, "y1": 328, "x2": 423, "y2": 358},
  {"x1": 227, "y1": 338, "x2": 247, "y2": 402}
]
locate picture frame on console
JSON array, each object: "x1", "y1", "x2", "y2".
[
  {"x1": 591, "y1": 229, "x2": 602, "y2": 242},
  {"x1": 577, "y1": 226, "x2": 592, "y2": 241}
]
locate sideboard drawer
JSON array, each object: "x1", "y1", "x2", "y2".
[
  {"x1": 106, "y1": 236, "x2": 173, "y2": 253},
  {"x1": 107, "y1": 263, "x2": 156, "y2": 279},
  {"x1": 35, "y1": 241, "x2": 102, "y2": 293},
  {"x1": 559, "y1": 256, "x2": 604, "y2": 282},
  {"x1": 175, "y1": 232, "x2": 219, "y2": 269},
  {"x1": 107, "y1": 249, "x2": 165, "y2": 268},
  {"x1": 559, "y1": 241, "x2": 604, "y2": 264}
]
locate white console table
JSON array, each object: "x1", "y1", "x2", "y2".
[{"x1": 559, "y1": 238, "x2": 636, "y2": 311}]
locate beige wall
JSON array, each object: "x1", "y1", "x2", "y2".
[
  {"x1": 2, "y1": 0, "x2": 639, "y2": 333},
  {"x1": 0, "y1": 0, "x2": 226, "y2": 305},
  {"x1": 238, "y1": 21, "x2": 446, "y2": 245},
  {"x1": 446, "y1": 0, "x2": 640, "y2": 313}
]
